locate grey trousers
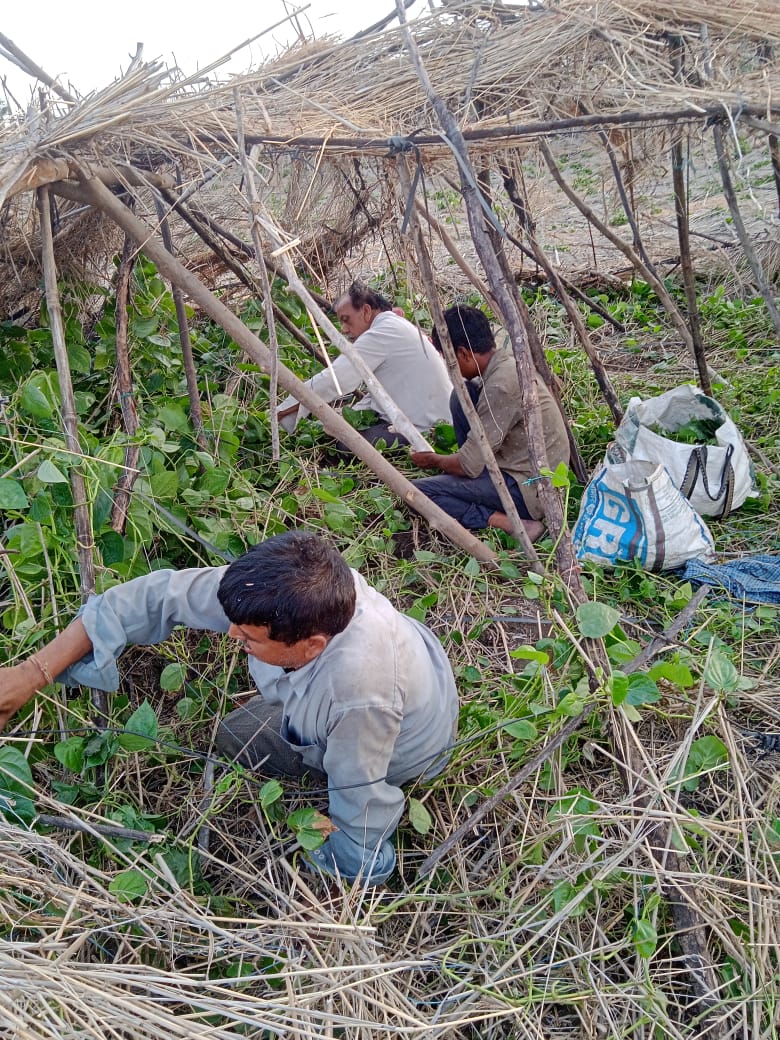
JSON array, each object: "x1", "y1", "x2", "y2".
[{"x1": 216, "y1": 696, "x2": 326, "y2": 780}]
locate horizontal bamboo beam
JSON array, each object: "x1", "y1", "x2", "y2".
[{"x1": 221, "y1": 103, "x2": 779, "y2": 154}]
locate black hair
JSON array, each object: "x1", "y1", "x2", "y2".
[
  {"x1": 337, "y1": 281, "x2": 393, "y2": 313},
  {"x1": 217, "y1": 532, "x2": 356, "y2": 644},
  {"x1": 430, "y1": 304, "x2": 496, "y2": 355}
]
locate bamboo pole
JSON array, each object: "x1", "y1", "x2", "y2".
[
  {"x1": 54, "y1": 175, "x2": 498, "y2": 566},
  {"x1": 158, "y1": 189, "x2": 328, "y2": 364},
  {"x1": 495, "y1": 160, "x2": 624, "y2": 426},
  {"x1": 539, "y1": 138, "x2": 719, "y2": 376},
  {"x1": 36, "y1": 185, "x2": 106, "y2": 722},
  {"x1": 234, "y1": 90, "x2": 280, "y2": 462},
  {"x1": 671, "y1": 135, "x2": 712, "y2": 396},
  {"x1": 242, "y1": 201, "x2": 434, "y2": 454},
  {"x1": 712, "y1": 121, "x2": 780, "y2": 339},
  {"x1": 239, "y1": 103, "x2": 780, "y2": 153},
  {"x1": 466, "y1": 159, "x2": 590, "y2": 484},
  {"x1": 154, "y1": 197, "x2": 209, "y2": 451},
  {"x1": 396, "y1": 154, "x2": 541, "y2": 567},
  {"x1": 394, "y1": 8, "x2": 579, "y2": 589},
  {"x1": 109, "y1": 236, "x2": 142, "y2": 534}
]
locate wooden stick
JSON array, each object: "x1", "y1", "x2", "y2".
[
  {"x1": 0, "y1": 32, "x2": 76, "y2": 103},
  {"x1": 234, "y1": 93, "x2": 280, "y2": 462},
  {"x1": 154, "y1": 196, "x2": 209, "y2": 451},
  {"x1": 668, "y1": 39, "x2": 712, "y2": 396},
  {"x1": 159, "y1": 189, "x2": 328, "y2": 364},
  {"x1": 412, "y1": 197, "x2": 496, "y2": 307},
  {"x1": 712, "y1": 121, "x2": 780, "y2": 339},
  {"x1": 238, "y1": 103, "x2": 780, "y2": 153},
  {"x1": 539, "y1": 138, "x2": 718, "y2": 378},
  {"x1": 109, "y1": 235, "x2": 142, "y2": 534},
  {"x1": 245, "y1": 202, "x2": 434, "y2": 454},
  {"x1": 38, "y1": 814, "x2": 166, "y2": 843},
  {"x1": 671, "y1": 134, "x2": 712, "y2": 396},
  {"x1": 494, "y1": 159, "x2": 624, "y2": 427},
  {"x1": 55, "y1": 175, "x2": 499, "y2": 566},
  {"x1": 36, "y1": 186, "x2": 106, "y2": 723},
  {"x1": 397, "y1": 154, "x2": 540, "y2": 566},
  {"x1": 395, "y1": 6, "x2": 581, "y2": 592}
]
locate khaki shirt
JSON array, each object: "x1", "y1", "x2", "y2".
[{"x1": 457, "y1": 346, "x2": 570, "y2": 519}]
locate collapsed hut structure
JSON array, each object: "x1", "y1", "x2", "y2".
[{"x1": 1, "y1": 1, "x2": 779, "y2": 1037}]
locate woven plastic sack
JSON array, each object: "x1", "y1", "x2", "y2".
[
  {"x1": 573, "y1": 460, "x2": 715, "y2": 571},
  {"x1": 607, "y1": 385, "x2": 756, "y2": 518}
]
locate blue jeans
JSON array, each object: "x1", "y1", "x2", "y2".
[{"x1": 411, "y1": 385, "x2": 531, "y2": 530}]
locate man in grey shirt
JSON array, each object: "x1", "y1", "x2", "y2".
[{"x1": 0, "y1": 532, "x2": 458, "y2": 885}]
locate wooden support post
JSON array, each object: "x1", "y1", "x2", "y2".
[
  {"x1": 712, "y1": 121, "x2": 780, "y2": 339},
  {"x1": 36, "y1": 186, "x2": 106, "y2": 723},
  {"x1": 397, "y1": 154, "x2": 541, "y2": 567},
  {"x1": 394, "y1": 8, "x2": 582, "y2": 594},
  {"x1": 671, "y1": 135, "x2": 712, "y2": 396},
  {"x1": 234, "y1": 91, "x2": 280, "y2": 462},
  {"x1": 539, "y1": 139, "x2": 715, "y2": 375},
  {"x1": 154, "y1": 197, "x2": 209, "y2": 451},
  {"x1": 109, "y1": 236, "x2": 142, "y2": 534},
  {"x1": 54, "y1": 175, "x2": 498, "y2": 567}
]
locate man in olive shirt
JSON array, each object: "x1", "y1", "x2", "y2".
[{"x1": 410, "y1": 305, "x2": 569, "y2": 542}]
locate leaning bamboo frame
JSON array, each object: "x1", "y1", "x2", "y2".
[{"x1": 52, "y1": 173, "x2": 499, "y2": 567}]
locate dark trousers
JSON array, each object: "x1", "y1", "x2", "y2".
[
  {"x1": 411, "y1": 385, "x2": 531, "y2": 530},
  {"x1": 217, "y1": 697, "x2": 325, "y2": 779},
  {"x1": 334, "y1": 420, "x2": 409, "y2": 455}
]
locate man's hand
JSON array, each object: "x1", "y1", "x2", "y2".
[
  {"x1": 0, "y1": 618, "x2": 93, "y2": 732},
  {"x1": 411, "y1": 450, "x2": 467, "y2": 477},
  {"x1": 0, "y1": 662, "x2": 45, "y2": 730},
  {"x1": 410, "y1": 450, "x2": 440, "y2": 470}
]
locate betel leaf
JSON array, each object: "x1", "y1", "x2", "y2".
[
  {"x1": 0, "y1": 747, "x2": 36, "y2": 824},
  {"x1": 625, "y1": 673, "x2": 661, "y2": 706},
  {"x1": 259, "y1": 779, "x2": 284, "y2": 809},
  {"x1": 679, "y1": 735, "x2": 729, "y2": 791},
  {"x1": 509, "y1": 645, "x2": 550, "y2": 665},
  {"x1": 504, "y1": 719, "x2": 538, "y2": 741},
  {"x1": 19, "y1": 380, "x2": 53, "y2": 418},
  {"x1": 118, "y1": 700, "x2": 159, "y2": 752},
  {"x1": 54, "y1": 736, "x2": 86, "y2": 773},
  {"x1": 576, "y1": 602, "x2": 620, "y2": 639},
  {"x1": 288, "y1": 807, "x2": 336, "y2": 850},
  {"x1": 0, "y1": 479, "x2": 29, "y2": 510},
  {"x1": 648, "y1": 661, "x2": 695, "y2": 689},
  {"x1": 632, "y1": 918, "x2": 658, "y2": 958},
  {"x1": 408, "y1": 797, "x2": 433, "y2": 835},
  {"x1": 159, "y1": 663, "x2": 186, "y2": 692},
  {"x1": 703, "y1": 650, "x2": 740, "y2": 693},
  {"x1": 109, "y1": 868, "x2": 148, "y2": 902},
  {"x1": 149, "y1": 470, "x2": 179, "y2": 500},
  {"x1": 37, "y1": 459, "x2": 69, "y2": 484}
]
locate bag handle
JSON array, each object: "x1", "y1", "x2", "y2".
[{"x1": 680, "y1": 444, "x2": 735, "y2": 519}]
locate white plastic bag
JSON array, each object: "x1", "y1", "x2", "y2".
[
  {"x1": 573, "y1": 460, "x2": 715, "y2": 571},
  {"x1": 607, "y1": 385, "x2": 756, "y2": 518}
]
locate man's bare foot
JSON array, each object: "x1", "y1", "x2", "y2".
[{"x1": 487, "y1": 512, "x2": 544, "y2": 542}]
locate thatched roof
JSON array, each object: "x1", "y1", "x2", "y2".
[{"x1": 1, "y1": 0, "x2": 779, "y2": 315}]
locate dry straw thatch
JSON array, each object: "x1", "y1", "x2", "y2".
[{"x1": 1, "y1": 2, "x2": 780, "y2": 1037}]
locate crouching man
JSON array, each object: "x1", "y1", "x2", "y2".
[
  {"x1": 410, "y1": 305, "x2": 569, "y2": 542},
  {"x1": 0, "y1": 532, "x2": 458, "y2": 885}
]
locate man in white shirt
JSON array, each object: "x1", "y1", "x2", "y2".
[
  {"x1": 278, "y1": 283, "x2": 452, "y2": 449},
  {"x1": 0, "y1": 532, "x2": 458, "y2": 885}
]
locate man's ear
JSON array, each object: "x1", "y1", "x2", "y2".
[{"x1": 304, "y1": 633, "x2": 330, "y2": 661}]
